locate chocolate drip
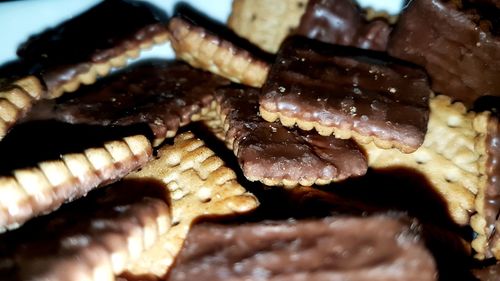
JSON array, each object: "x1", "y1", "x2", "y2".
[
  {"x1": 296, "y1": 0, "x2": 391, "y2": 51},
  {"x1": 260, "y1": 37, "x2": 431, "y2": 151}
]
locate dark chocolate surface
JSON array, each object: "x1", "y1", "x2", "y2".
[
  {"x1": 0, "y1": 179, "x2": 170, "y2": 281},
  {"x1": 166, "y1": 215, "x2": 437, "y2": 281},
  {"x1": 17, "y1": 0, "x2": 169, "y2": 92},
  {"x1": 296, "y1": 0, "x2": 392, "y2": 51},
  {"x1": 217, "y1": 85, "x2": 367, "y2": 183},
  {"x1": 260, "y1": 37, "x2": 431, "y2": 151},
  {"x1": 388, "y1": 0, "x2": 500, "y2": 107},
  {"x1": 27, "y1": 60, "x2": 229, "y2": 141}
]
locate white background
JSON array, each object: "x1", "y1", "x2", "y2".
[{"x1": 0, "y1": 0, "x2": 404, "y2": 66}]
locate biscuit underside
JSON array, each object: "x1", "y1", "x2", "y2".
[
  {"x1": 228, "y1": 0, "x2": 308, "y2": 54},
  {"x1": 0, "y1": 135, "x2": 152, "y2": 231},
  {"x1": 49, "y1": 32, "x2": 169, "y2": 99},
  {"x1": 168, "y1": 17, "x2": 270, "y2": 88},
  {"x1": 123, "y1": 132, "x2": 259, "y2": 277},
  {"x1": 0, "y1": 76, "x2": 43, "y2": 141}
]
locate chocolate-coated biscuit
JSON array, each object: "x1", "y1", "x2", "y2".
[
  {"x1": 364, "y1": 95, "x2": 489, "y2": 226},
  {"x1": 168, "y1": 17, "x2": 270, "y2": 88},
  {"x1": 388, "y1": 0, "x2": 500, "y2": 108},
  {"x1": 214, "y1": 85, "x2": 367, "y2": 186},
  {"x1": 295, "y1": 0, "x2": 392, "y2": 51},
  {"x1": 260, "y1": 37, "x2": 431, "y2": 153},
  {"x1": 166, "y1": 214, "x2": 437, "y2": 281},
  {"x1": 122, "y1": 132, "x2": 259, "y2": 277},
  {"x1": 27, "y1": 60, "x2": 229, "y2": 146},
  {"x1": 0, "y1": 181, "x2": 170, "y2": 281},
  {"x1": 17, "y1": 0, "x2": 169, "y2": 99},
  {"x1": 0, "y1": 76, "x2": 43, "y2": 141},
  {"x1": 0, "y1": 135, "x2": 152, "y2": 231},
  {"x1": 228, "y1": 0, "x2": 393, "y2": 54}
]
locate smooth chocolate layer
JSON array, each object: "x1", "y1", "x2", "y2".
[
  {"x1": 296, "y1": 0, "x2": 391, "y2": 51},
  {"x1": 260, "y1": 37, "x2": 431, "y2": 151},
  {"x1": 484, "y1": 116, "x2": 500, "y2": 257},
  {"x1": 27, "y1": 60, "x2": 229, "y2": 141},
  {"x1": 166, "y1": 215, "x2": 437, "y2": 281},
  {"x1": 388, "y1": 0, "x2": 500, "y2": 107},
  {"x1": 0, "y1": 179, "x2": 170, "y2": 281},
  {"x1": 217, "y1": 85, "x2": 367, "y2": 184},
  {"x1": 17, "y1": 0, "x2": 168, "y2": 93}
]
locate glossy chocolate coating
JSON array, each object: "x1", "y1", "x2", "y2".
[
  {"x1": 388, "y1": 0, "x2": 500, "y2": 107},
  {"x1": 17, "y1": 0, "x2": 168, "y2": 93},
  {"x1": 0, "y1": 179, "x2": 170, "y2": 281},
  {"x1": 260, "y1": 37, "x2": 431, "y2": 151},
  {"x1": 166, "y1": 215, "x2": 437, "y2": 281},
  {"x1": 484, "y1": 116, "x2": 500, "y2": 258},
  {"x1": 28, "y1": 60, "x2": 229, "y2": 140},
  {"x1": 296, "y1": 0, "x2": 391, "y2": 51},
  {"x1": 217, "y1": 86, "x2": 367, "y2": 183}
]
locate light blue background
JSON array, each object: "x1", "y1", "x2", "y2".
[{"x1": 0, "y1": 0, "x2": 403, "y2": 66}]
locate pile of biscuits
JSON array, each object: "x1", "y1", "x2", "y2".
[{"x1": 1, "y1": 0, "x2": 500, "y2": 280}]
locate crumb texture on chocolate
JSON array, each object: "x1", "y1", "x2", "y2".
[
  {"x1": 215, "y1": 85, "x2": 367, "y2": 186},
  {"x1": 27, "y1": 60, "x2": 229, "y2": 143},
  {"x1": 388, "y1": 0, "x2": 500, "y2": 107},
  {"x1": 0, "y1": 181, "x2": 170, "y2": 281},
  {"x1": 296, "y1": 0, "x2": 392, "y2": 51},
  {"x1": 166, "y1": 215, "x2": 437, "y2": 281},
  {"x1": 260, "y1": 37, "x2": 431, "y2": 152}
]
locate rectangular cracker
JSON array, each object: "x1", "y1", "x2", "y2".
[
  {"x1": 0, "y1": 135, "x2": 152, "y2": 231},
  {"x1": 213, "y1": 85, "x2": 367, "y2": 187},
  {"x1": 259, "y1": 36, "x2": 432, "y2": 153},
  {"x1": 122, "y1": 132, "x2": 259, "y2": 278},
  {"x1": 0, "y1": 181, "x2": 170, "y2": 281},
  {"x1": 17, "y1": 0, "x2": 169, "y2": 98},
  {"x1": 168, "y1": 16, "x2": 270, "y2": 88}
]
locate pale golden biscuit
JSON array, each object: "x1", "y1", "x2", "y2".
[
  {"x1": 168, "y1": 17, "x2": 270, "y2": 88},
  {"x1": 0, "y1": 76, "x2": 43, "y2": 141},
  {"x1": 363, "y1": 95, "x2": 488, "y2": 225},
  {"x1": 0, "y1": 135, "x2": 152, "y2": 231},
  {"x1": 123, "y1": 132, "x2": 259, "y2": 277},
  {"x1": 228, "y1": 0, "x2": 308, "y2": 53}
]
